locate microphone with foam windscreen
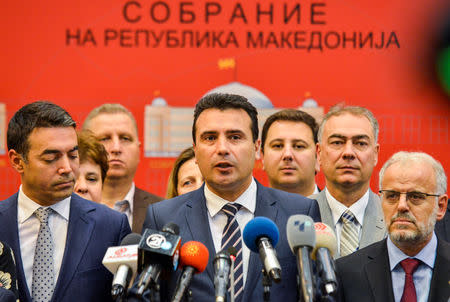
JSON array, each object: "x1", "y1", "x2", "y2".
[
  {"x1": 136, "y1": 222, "x2": 182, "y2": 297},
  {"x1": 243, "y1": 217, "x2": 281, "y2": 283},
  {"x1": 286, "y1": 215, "x2": 316, "y2": 302},
  {"x1": 171, "y1": 241, "x2": 209, "y2": 302},
  {"x1": 311, "y1": 222, "x2": 338, "y2": 298},
  {"x1": 102, "y1": 233, "x2": 141, "y2": 300}
]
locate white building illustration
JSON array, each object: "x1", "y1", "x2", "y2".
[{"x1": 144, "y1": 82, "x2": 324, "y2": 157}]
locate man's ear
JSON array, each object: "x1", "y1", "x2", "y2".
[
  {"x1": 8, "y1": 149, "x2": 25, "y2": 174},
  {"x1": 436, "y1": 194, "x2": 448, "y2": 221}
]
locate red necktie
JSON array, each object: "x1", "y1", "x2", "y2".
[{"x1": 400, "y1": 258, "x2": 421, "y2": 302}]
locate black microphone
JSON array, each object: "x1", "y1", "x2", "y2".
[
  {"x1": 312, "y1": 222, "x2": 338, "y2": 298},
  {"x1": 286, "y1": 215, "x2": 316, "y2": 302},
  {"x1": 102, "y1": 233, "x2": 141, "y2": 300},
  {"x1": 213, "y1": 247, "x2": 236, "y2": 302},
  {"x1": 243, "y1": 217, "x2": 282, "y2": 283},
  {"x1": 136, "y1": 222, "x2": 182, "y2": 296}
]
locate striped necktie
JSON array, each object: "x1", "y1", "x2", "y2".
[
  {"x1": 340, "y1": 209, "x2": 359, "y2": 256},
  {"x1": 221, "y1": 203, "x2": 243, "y2": 301}
]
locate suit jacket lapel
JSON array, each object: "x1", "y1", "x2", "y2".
[
  {"x1": 243, "y1": 182, "x2": 279, "y2": 301},
  {"x1": 360, "y1": 191, "x2": 386, "y2": 249},
  {"x1": 0, "y1": 194, "x2": 32, "y2": 302},
  {"x1": 314, "y1": 191, "x2": 334, "y2": 231},
  {"x1": 428, "y1": 239, "x2": 450, "y2": 301},
  {"x1": 364, "y1": 239, "x2": 395, "y2": 302},
  {"x1": 184, "y1": 187, "x2": 216, "y2": 281},
  {"x1": 52, "y1": 194, "x2": 96, "y2": 301}
]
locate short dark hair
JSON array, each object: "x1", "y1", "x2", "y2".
[
  {"x1": 261, "y1": 109, "x2": 318, "y2": 153},
  {"x1": 77, "y1": 130, "x2": 109, "y2": 182},
  {"x1": 7, "y1": 101, "x2": 76, "y2": 160},
  {"x1": 192, "y1": 93, "x2": 258, "y2": 143}
]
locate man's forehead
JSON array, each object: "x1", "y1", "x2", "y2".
[
  {"x1": 90, "y1": 112, "x2": 137, "y2": 134},
  {"x1": 196, "y1": 108, "x2": 251, "y2": 131},
  {"x1": 268, "y1": 120, "x2": 314, "y2": 138},
  {"x1": 383, "y1": 160, "x2": 436, "y2": 189},
  {"x1": 324, "y1": 114, "x2": 374, "y2": 139}
]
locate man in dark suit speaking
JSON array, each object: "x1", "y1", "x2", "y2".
[
  {"x1": 336, "y1": 151, "x2": 449, "y2": 302},
  {"x1": 0, "y1": 101, "x2": 131, "y2": 302},
  {"x1": 143, "y1": 93, "x2": 321, "y2": 302}
]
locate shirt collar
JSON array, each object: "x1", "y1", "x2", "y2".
[
  {"x1": 205, "y1": 178, "x2": 257, "y2": 218},
  {"x1": 18, "y1": 185, "x2": 71, "y2": 223},
  {"x1": 326, "y1": 187, "x2": 369, "y2": 226},
  {"x1": 313, "y1": 184, "x2": 320, "y2": 195},
  {"x1": 123, "y1": 182, "x2": 135, "y2": 213},
  {"x1": 387, "y1": 232, "x2": 437, "y2": 270}
]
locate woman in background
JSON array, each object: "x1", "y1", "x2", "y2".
[
  {"x1": 74, "y1": 130, "x2": 109, "y2": 203},
  {"x1": 166, "y1": 147, "x2": 204, "y2": 199}
]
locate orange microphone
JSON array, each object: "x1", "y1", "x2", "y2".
[{"x1": 171, "y1": 241, "x2": 209, "y2": 302}]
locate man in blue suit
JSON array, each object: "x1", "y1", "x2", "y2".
[
  {"x1": 0, "y1": 101, "x2": 131, "y2": 302},
  {"x1": 143, "y1": 93, "x2": 321, "y2": 301}
]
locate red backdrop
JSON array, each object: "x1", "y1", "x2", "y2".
[{"x1": 1, "y1": 0, "x2": 449, "y2": 198}]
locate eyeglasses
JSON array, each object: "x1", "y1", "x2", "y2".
[{"x1": 379, "y1": 190, "x2": 440, "y2": 205}]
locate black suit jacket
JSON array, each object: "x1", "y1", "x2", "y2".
[
  {"x1": 132, "y1": 187, "x2": 162, "y2": 233},
  {"x1": 435, "y1": 203, "x2": 450, "y2": 242},
  {"x1": 142, "y1": 180, "x2": 321, "y2": 302},
  {"x1": 0, "y1": 193, "x2": 131, "y2": 302},
  {"x1": 336, "y1": 238, "x2": 450, "y2": 302}
]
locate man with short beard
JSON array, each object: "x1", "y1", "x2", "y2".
[{"x1": 336, "y1": 151, "x2": 449, "y2": 302}]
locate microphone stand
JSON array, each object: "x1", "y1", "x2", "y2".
[{"x1": 262, "y1": 269, "x2": 271, "y2": 302}]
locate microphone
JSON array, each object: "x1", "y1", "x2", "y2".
[
  {"x1": 171, "y1": 241, "x2": 209, "y2": 302},
  {"x1": 243, "y1": 217, "x2": 282, "y2": 283},
  {"x1": 213, "y1": 247, "x2": 236, "y2": 302},
  {"x1": 286, "y1": 215, "x2": 316, "y2": 302},
  {"x1": 311, "y1": 222, "x2": 338, "y2": 297},
  {"x1": 136, "y1": 222, "x2": 182, "y2": 296},
  {"x1": 102, "y1": 233, "x2": 141, "y2": 300}
]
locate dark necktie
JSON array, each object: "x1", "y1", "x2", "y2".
[
  {"x1": 221, "y1": 203, "x2": 243, "y2": 301},
  {"x1": 114, "y1": 200, "x2": 130, "y2": 213},
  {"x1": 32, "y1": 207, "x2": 55, "y2": 302},
  {"x1": 400, "y1": 258, "x2": 421, "y2": 302}
]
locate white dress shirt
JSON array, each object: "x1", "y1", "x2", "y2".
[
  {"x1": 205, "y1": 178, "x2": 257, "y2": 286},
  {"x1": 325, "y1": 188, "x2": 369, "y2": 254},
  {"x1": 18, "y1": 187, "x2": 70, "y2": 293},
  {"x1": 113, "y1": 182, "x2": 135, "y2": 228}
]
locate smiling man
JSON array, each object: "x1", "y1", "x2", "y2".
[
  {"x1": 143, "y1": 93, "x2": 321, "y2": 302},
  {"x1": 336, "y1": 151, "x2": 449, "y2": 302},
  {"x1": 0, "y1": 101, "x2": 130, "y2": 302},
  {"x1": 311, "y1": 105, "x2": 386, "y2": 257}
]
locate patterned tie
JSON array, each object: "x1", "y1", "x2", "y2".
[
  {"x1": 221, "y1": 203, "x2": 243, "y2": 301},
  {"x1": 114, "y1": 200, "x2": 130, "y2": 213},
  {"x1": 32, "y1": 207, "x2": 55, "y2": 302},
  {"x1": 340, "y1": 210, "x2": 359, "y2": 256},
  {"x1": 400, "y1": 258, "x2": 421, "y2": 302}
]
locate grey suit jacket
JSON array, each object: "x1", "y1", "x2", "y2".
[
  {"x1": 132, "y1": 187, "x2": 162, "y2": 234},
  {"x1": 311, "y1": 189, "x2": 386, "y2": 257}
]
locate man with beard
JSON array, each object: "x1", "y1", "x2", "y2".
[
  {"x1": 0, "y1": 101, "x2": 131, "y2": 302},
  {"x1": 336, "y1": 151, "x2": 449, "y2": 302}
]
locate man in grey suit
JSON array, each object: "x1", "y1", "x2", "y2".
[
  {"x1": 83, "y1": 104, "x2": 162, "y2": 233},
  {"x1": 311, "y1": 106, "x2": 386, "y2": 258}
]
